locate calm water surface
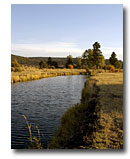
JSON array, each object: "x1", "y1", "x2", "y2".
[{"x1": 11, "y1": 75, "x2": 86, "y2": 149}]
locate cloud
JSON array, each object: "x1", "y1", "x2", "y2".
[{"x1": 11, "y1": 42, "x2": 84, "y2": 57}]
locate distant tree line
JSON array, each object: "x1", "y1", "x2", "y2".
[
  {"x1": 11, "y1": 41, "x2": 123, "y2": 71},
  {"x1": 39, "y1": 57, "x2": 58, "y2": 69},
  {"x1": 64, "y1": 42, "x2": 123, "y2": 70}
]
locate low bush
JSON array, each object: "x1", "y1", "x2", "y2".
[
  {"x1": 68, "y1": 64, "x2": 74, "y2": 69},
  {"x1": 39, "y1": 61, "x2": 47, "y2": 69},
  {"x1": 103, "y1": 65, "x2": 115, "y2": 72}
]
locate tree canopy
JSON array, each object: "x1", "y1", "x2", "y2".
[
  {"x1": 47, "y1": 57, "x2": 52, "y2": 66},
  {"x1": 109, "y1": 52, "x2": 118, "y2": 66},
  {"x1": 66, "y1": 55, "x2": 73, "y2": 68},
  {"x1": 109, "y1": 52, "x2": 123, "y2": 69},
  {"x1": 82, "y1": 42, "x2": 105, "y2": 69}
]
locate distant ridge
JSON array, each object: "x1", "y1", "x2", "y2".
[{"x1": 11, "y1": 54, "x2": 69, "y2": 66}]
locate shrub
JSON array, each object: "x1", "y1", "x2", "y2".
[
  {"x1": 51, "y1": 61, "x2": 58, "y2": 68},
  {"x1": 114, "y1": 61, "x2": 122, "y2": 69},
  {"x1": 39, "y1": 61, "x2": 47, "y2": 69},
  {"x1": 68, "y1": 64, "x2": 74, "y2": 69},
  {"x1": 103, "y1": 65, "x2": 115, "y2": 72}
]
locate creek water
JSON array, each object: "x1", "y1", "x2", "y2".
[{"x1": 11, "y1": 75, "x2": 86, "y2": 149}]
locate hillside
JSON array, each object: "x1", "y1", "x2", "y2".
[{"x1": 11, "y1": 54, "x2": 69, "y2": 66}]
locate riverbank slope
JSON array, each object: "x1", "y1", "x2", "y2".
[{"x1": 48, "y1": 72, "x2": 123, "y2": 149}]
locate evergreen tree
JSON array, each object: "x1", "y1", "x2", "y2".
[
  {"x1": 93, "y1": 42, "x2": 104, "y2": 68},
  {"x1": 51, "y1": 61, "x2": 58, "y2": 68},
  {"x1": 82, "y1": 49, "x2": 94, "y2": 68},
  {"x1": 76, "y1": 57, "x2": 82, "y2": 68},
  {"x1": 47, "y1": 57, "x2": 52, "y2": 66},
  {"x1": 82, "y1": 42, "x2": 105, "y2": 69},
  {"x1": 109, "y1": 52, "x2": 118, "y2": 66}
]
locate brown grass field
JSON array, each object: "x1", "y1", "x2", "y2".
[{"x1": 84, "y1": 72, "x2": 123, "y2": 149}]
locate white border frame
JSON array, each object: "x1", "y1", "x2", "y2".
[{"x1": 0, "y1": 0, "x2": 129, "y2": 159}]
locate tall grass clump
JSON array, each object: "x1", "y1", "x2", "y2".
[
  {"x1": 22, "y1": 115, "x2": 43, "y2": 149},
  {"x1": 48, "y1": 103, "x2": 88, "y2": 149}
]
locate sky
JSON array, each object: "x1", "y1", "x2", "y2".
[{"x1": 11, "y1": 4, "x2": 123, "y2": 60}]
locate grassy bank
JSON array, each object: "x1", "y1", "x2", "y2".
[
  {"x1": 48, "y1": 72, "x2": 123, "y2": 149},
  {"x1": 88, "y1": 72, "x2": 123, "y2": 149},
  {"x1": 11, "y1": 66, "x2": 86, "y2": 83}
]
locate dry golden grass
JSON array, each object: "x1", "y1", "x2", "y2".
[
  {"x1": 89, "y1": 72, "x2": 123, "y2": 149},
  {"x1": 11, "y1": 66, "x2": 86, "y2": 83},
  {"x1": 22, "y1": 115, "x2": 43, "y2": 149}
]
